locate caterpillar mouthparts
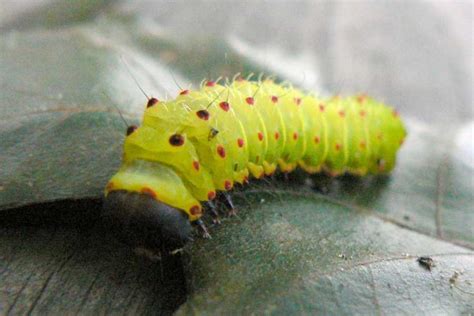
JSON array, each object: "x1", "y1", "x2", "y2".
[{"x1": 103, "y1": 77, "x2": 406, "y2": 251}]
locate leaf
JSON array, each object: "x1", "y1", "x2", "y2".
[
  {"x1": 1, "y1": 1, "x2": 472, "y2": 315},
  {"x1": 178, "y1": 192, "x2": 473, "y2": 314}
]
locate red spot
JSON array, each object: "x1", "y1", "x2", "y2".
[
  {"x1": 400, "y1": 138, "x2": 405, "y2": 146},
  {"x1": 359, "y1": 141, "x2": 366, "y2": 150},
  {"x1": 105, "y1": 182, "x2": 114, "y2": 191},
  {"x1": 319, "y1": 104, "x2": 325, "y2": 112},
  {"x1": 338, "y1": 110, "x2": 345, "y2": 117},
  {"x1": 293, "y1": 132, "x2": 298, "y2": 140},
  {"x1": 392, "y1": 110, "x2": 399, "y2": 117},
  {"x1": 207, "y1": 191, "x2": 216, "y2": 200},
  {"x1": 258, "y1": 132, "x2": 264, "y2": 141},
  {"x1": 217, "y1": 145, "x2": 226, "y2": 158},
  {"x1": 190, "y1": 205, "x2": 201, "y2": 215},
  {"x1": 294, "y1": 97, "x2": 301, "y2": 105},
  {"x1": 224, "y1": 180, "x2": 233, "y2": 190},
  {"x1": 205, "y1": 81, "x2": 215, "y2": 87},
  {"x1": 147, "y1": 97, "x2": 159, "y2": 108},
  {"x1": 243, "y1": 176, "x2": 249, "y2": 184},
  {"x1": 246, "y1": 97, "x2": 254, "y2": 105},
  {"x1": 196, "y1": 109, "x2": 210, "y2": 120},
  {"x1": 237, "y1": 138, "x2": 244, "y2": 147},
  {"x1": 192, "y1": 160, "x2": 200, "y2": 171},
  {"x1": 357, "y1": 95, "x2": 367, "y2": 104},
  {"x1": 179, "y1": 89, "x2": 189, "y2": 95},
  {"x1": 126, "y1": 125, "x2": 137, "y2": 136},
  {"x1": 219, "y1": 101, "x2": 230, "y2": 111},
  {"x1": 169, "y1": 134, "x2": 184, "y2": 146},
  {"x1": 314, "y1": 136, "x2": 320, "y2": 144},
  {"x1": 141, "y1": 187, "x2": 157, "y2": 199},
  {"x1": 236, "y1": 76, "x2": 244, "y2": 82},
  {"x1": 271, "y1": 96, "x2": 278, "y2": 103},
  {"x1": 335, "y1": 143, "x2": 341, "y2": 151},
  {"x1": 359, "y1": 110, "x2": 366, "y2": 117},
  {"x1": 274, "y1": 131, "x2": 280, "y2": 140}
]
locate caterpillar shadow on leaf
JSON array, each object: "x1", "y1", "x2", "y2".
[{"x1": 102, "y1": 76, "x2": 407, "y2": 253}]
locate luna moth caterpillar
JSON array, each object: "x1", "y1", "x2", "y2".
[{"x1": 103, "y1": 77, "x2": 406, "y2": 250}]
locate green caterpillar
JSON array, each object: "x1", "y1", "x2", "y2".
[{"x1": 103, "y1": 77, "x2": 406, "y2": 249}]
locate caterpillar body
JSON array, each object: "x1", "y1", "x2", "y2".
[{"x1": 103, "y1": 78, "x2": 406, "y2": 250}]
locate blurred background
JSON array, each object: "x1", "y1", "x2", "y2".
[{"x1": 1, "y1": 0, "x2": 472, "y2": 124}]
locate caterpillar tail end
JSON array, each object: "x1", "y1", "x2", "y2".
[{"x1": 102, "y1": 190, "x2": 192, "y2": 252}]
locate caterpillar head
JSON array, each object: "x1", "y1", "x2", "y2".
[{"x1": 102, "y1": 190, "x2": 192, "y2": 252}]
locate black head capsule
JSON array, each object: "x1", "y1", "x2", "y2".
[{"x1": 102, "y1": 190, "x2": 192, "y2": 251}]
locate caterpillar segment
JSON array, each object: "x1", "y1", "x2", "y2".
[{"x1": 103, "y1": 78, "x2": 406, "y2": 250}]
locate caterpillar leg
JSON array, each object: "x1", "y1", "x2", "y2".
[
  {"x1": 222, "y1": 192, "x2": 237, "y2": 217},
  {"x1": 194, "y1": 219, "x2": 211, "y2": 239},
  {"x1": 206, "y1": 201, "x2": 221, "y2": 225},
  {"x1": 311, "y1": 173, "x2": 332, "y2": 195}
]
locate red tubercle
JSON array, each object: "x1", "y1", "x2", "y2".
[
  {"x1": 105, "y1": 182, "x2": 114, "y2": 191},
  {"x1": 224, "y1": 180, "x2": 233, "y2": 190},
  {"x1": 294, "y1": 97, "x2": 301, "y2": 105},
  {"x1": 237, "y1": 138, "x2": 244, "y2": 148},
  {"x1": 246, "y1": 97, "x2": 254, "y2": 105},
  {"x1": 338, "y1": 110, "x2": 345, "y2": 118},
  {"x1": 258, "y1": 132, "x2": 264, "y2": 141},
  {"x1": 335, "y1": 143, "x2": 341, "y2": 151},
  {"x1": 392, "y1": 110, "x2": 399, "y2": 117},
  {"x1": 274, "y1": 131, "x2": 280, "y2": 140},
  {"x1": 190, "y1": 205, "x2": 201, "y2": 215},
  {"x1": 217, "y1": 145, "x2": 226, "y2": 158},
  {"x1": 147, "y1": 97, "x2": 159, "y2": 108},
  {"x1": 179, "y1": 89, "x2": 189, "y2": 95},
  {"x1": 192, "y1": 160, "x2": 200, "y2": 171},
  {"x1": 293, "y1": 132, "x2": 298, "y2": 140},
  {"x1": 319, "y1": 104, "x2": 325, "y2": 112},
  {"x1": 219, "y1": 101, "x2": 230, "y2": 111},
  {"x1": 169, "y1": 134, "x2": 185, "y2": 146},
  {"x1": 196, "y1": 109, "x2": 210, "y2": 120},
  {"x1": 359, "y1": 141, "x2": 366, "y2": 150},
  {"x1": 314, "y1": 136, "x2": 320, "y2": 144},
  {"x1": 205, "y1": 81, "x2": 215, "y2": 87},
  {"x1": 243, "y1": 176, "x2": 249, "y2": 184},
  {"x1": 141, "y1": 187, "x2": 157, "y2": 199},
  {"x1": 359, "y1": 110, "x2": 366, "y2": 117},
  {"x1": 357, "y1": 95, "x2": 367, "y2": 104},
  {"x1": 207, "y1": 191, "x2": 216, "y2": 200},
  {"x1": 271, "y1": 96, "x2": 278, "y2": 103},
  {"x1": 126, "y1": 125, "x2": 137, "y2": 136}
]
